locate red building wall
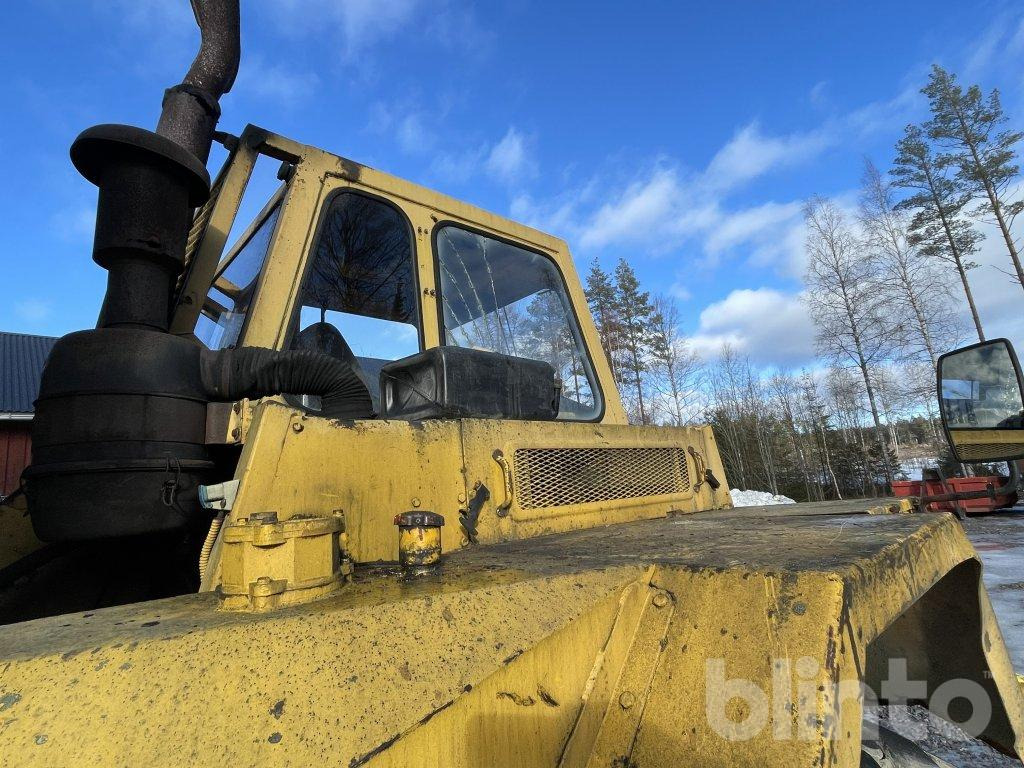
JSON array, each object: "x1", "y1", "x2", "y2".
[{"x1": 0, "y1": 421, "x2": 32, "y2": 496}]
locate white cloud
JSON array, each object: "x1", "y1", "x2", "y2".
[
  {"x1": 427, "y1": 126, "x2": 537, "y2": 187},
  {"x1": 485, "y1": 128, "x2": 536, "y2": 185},
  {"x1": 668, "y1": 282, "x2": 692, "y2": 302},
  {"x1": 518, "y1": 118, "x2": 830, "y2": 262},
  {"x1": 336, "y1": 0, "x2": 421, "y2": 54},
  {"x1": 580, "y1": 167, "x2": 697, "y2": 250},
  {"x1": 396, "y1": 114, "x2": 435, "y2": 155},
  {"x1": 689, "y1": 288, "x2": 816, "y2": 366},
  {"x1": 809, "y1": 80, "x2": 829, "y2": 106},
  {"x1": 703, "y1": 121, "x2": 831, "y2": 191},
  {"x1": 233, "y1": 55, "x2": 319, "y2": 105},
  {"x1": 705, "y1": 200, "x2": 802, "y2": 255},
  {"x1": 50, "y1": 204, "x2": 96, "y2": 244},
  {"x1": 960, "y1": 224, "x2": 1024, "y2": 343},
  {"x1": 962, "y1": 12, "x2": 1024, "y2": 81},
  {"x1": 270, "y1": 0, "x2": 422, "y2": 59},
  {"x1": 102, "y1": 0, "x2": 194, "y2": 32},
  {"x1": 842, "y1": 83, "x2": 921, "y2": 139}
]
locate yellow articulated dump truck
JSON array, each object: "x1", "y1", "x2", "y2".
[{"x1": 2, "y1": 3, "x2": 1024, "y2": 766}]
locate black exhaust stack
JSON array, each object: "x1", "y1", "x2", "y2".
[{"x1": 25, "y1": 1, "x2": 372, "y2": 542}]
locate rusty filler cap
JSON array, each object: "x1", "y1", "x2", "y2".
[{"x1": 394, "y1": 511, "x2": 445, "y2": 528}]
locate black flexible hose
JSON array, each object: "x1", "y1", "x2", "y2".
[{"x1": 200, "y1": 347, "x2": 374, "y2": 420}]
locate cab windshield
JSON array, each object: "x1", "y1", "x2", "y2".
[{"x1": 435, "y1": 225, "x2": 601, "y2": 420}]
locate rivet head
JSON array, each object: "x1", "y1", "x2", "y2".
[
  {"x1": 652, "y1": 592, "x2": 669, "y2": 608},
  {"x1": 411, "y1": 497, "x2": 421, "y2": 508},
  {"x1": 292, "y1": 422, "x2": 304, "y2": 433},
  {"x1": 793, "y1": 602, "x2": 807, "y2": 615},
  {"x1": 618, "y1": 691, "x2": 635, "y2": 709},
  {"x1": 457, "y1": 493, "x2": 467, "y2": 504}
]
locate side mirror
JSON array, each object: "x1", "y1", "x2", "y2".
[{"x1": 937, "y1": 338, "x2": 1024, "y2": 463}]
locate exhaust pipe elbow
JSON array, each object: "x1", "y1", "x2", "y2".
[
  {"x1": 183, "y1": 0, "x2": 241, "y2": 98},
  {"x1": 156, "y1": 0, "x2": 240, "y2": 163}
]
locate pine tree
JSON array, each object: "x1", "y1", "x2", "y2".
[
  {"x1": 584, "y1": 258, "x2": 620, "y2": 379},
  {"x1": 892, "y1": 124, "x2": 986, "y2": 341},
  {"x1": 923, "y1": 65, "x2": 1024, "y2": 288},
  {"x1": 613, "y1": 259, "x2": 657, "y2": 424},
  {"x1": 523, "y1": 291, "x2": 579, "y2": 398}
]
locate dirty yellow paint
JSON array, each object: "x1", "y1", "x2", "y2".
[
  {"x1": 211, "y1": 402, "x2": 732, "y2": 568},
  {"x1": 0, "y1": 510, "x2": 1020, "y2": 766},
  {"x1": 168, "y1": 125, "x2": 628, "y2": 425}
]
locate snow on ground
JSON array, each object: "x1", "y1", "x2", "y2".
[
  {"x1": 729, "y1": 489, "x2": 796, "y2": 507},
  {"x1": 900, "y1": 455, "x2": 938, "y2": 480}
]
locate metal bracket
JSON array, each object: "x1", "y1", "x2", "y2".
[
  {"x1": 199, "y1": 479, "x2": 240, "y2": 511},
  {"x1": 459, "y1": 482, "x2": 491, "y2": 541}
]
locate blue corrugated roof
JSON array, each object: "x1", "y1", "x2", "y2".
[{"x1": 0, "y1": 332, "x2": 58, "y2": 415}]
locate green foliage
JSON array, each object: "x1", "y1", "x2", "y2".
[
  {"x1": 923, "y1": 65, "x2": 1024, "y2": 220},
  {"x1": 891, "y1": 124, "x2": 981, "y2": 268},
  {"x1": 613, "y1": 259, "x2": 659, "y2": 423},
  {"x1": 921, "y1": 64, "x2": 1024, "y2": 288},
  {"x1": 891, "y1": 123, "x2": 986, "y2": 340},
  {"x1": 584, "y1": 258, "x2": 620, "y2": 371}
]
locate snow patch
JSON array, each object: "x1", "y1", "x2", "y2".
[{"x1": 730, "y1": 489, "x2": 796, "y2": 507}]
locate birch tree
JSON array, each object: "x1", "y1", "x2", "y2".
[
  {"x1": 649, "y1": 296, "x2": 702, "y2": 426},
  {"x1": 803, "y1": 196, "x2": 895, "y2": 486},
  {"x1": 859, "y1": 158, "x2": 961, "y2": 378}
]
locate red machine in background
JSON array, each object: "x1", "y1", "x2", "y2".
[{"x1": 893, "y1": 472, "x2": 1019, "y2": 515}]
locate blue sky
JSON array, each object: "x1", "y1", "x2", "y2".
[{"x1": 3, "y1": 0, "x2": 1024, "y2": 368}]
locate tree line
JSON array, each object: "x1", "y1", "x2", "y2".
[{"x1": 583, "y1": 65, "x2": 1022, "y2": 500}]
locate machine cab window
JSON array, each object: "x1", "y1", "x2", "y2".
[
  {"x1": 435, "y1": 225, "x2": 601, "y2": 420},
  {"x1": 195, "y1": 201, "x2": 282, "y2": 350},
  {"x1": 289, "y1": 191, "x2": 420, "y2": 412}
]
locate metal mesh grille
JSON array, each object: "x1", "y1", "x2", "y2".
[
  {"x1": 513, "y1": 447, "x2": 690, "y2": 510},
  {"x1": 956, "y1": 442, "x2": 1024, "y2": 460},
  {"x1": 176, "y1": 172, "x2": 225, "y2": 292}
]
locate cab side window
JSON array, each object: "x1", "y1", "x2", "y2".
[
  {"x1": 291, "y1": 192, "x2": 420, "y2": 411},
  {"x1": 195, "y1": 204, "x2": 281, "y2": 350}
]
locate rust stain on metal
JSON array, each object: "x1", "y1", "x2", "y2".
[{"x1": 496, "y1": 691, "x2": 536, "y2": 707}]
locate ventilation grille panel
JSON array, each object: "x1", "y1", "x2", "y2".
[
  {"x1": 513, "y1": 447, "x2": 690, "y2": 510},
  {"x1": 955, "y1": 442, "x2": 1024, "y2": 461}
]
